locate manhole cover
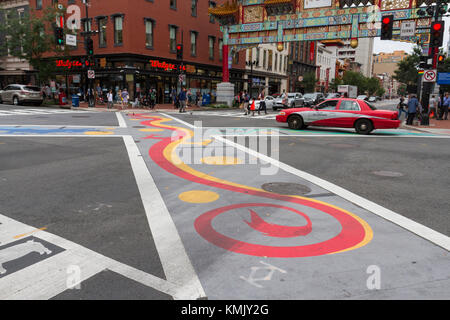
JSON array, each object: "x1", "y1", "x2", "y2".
[
  {"x1": 328, "y1": 143, "x2": 357, "y2": 148},
  {"x1": 372, "y1": 171, "x2": 404, "y2": 177},
  {"x1": 261, "y1": 182, "x2": 311, "y2": 195}
]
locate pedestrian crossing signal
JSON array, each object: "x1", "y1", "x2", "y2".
[{"x1": 380, "y1": 15, "x2": 394, "y2": 40}]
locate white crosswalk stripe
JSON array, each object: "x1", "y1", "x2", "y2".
[
  {"x1": 170, "y1": 111, "x2": 277, "y2": 120},
  {"x1": 0, "y1": 108, "x2": 91, "y2": 117}
]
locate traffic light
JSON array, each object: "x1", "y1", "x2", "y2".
[
  {"x1": 380, "y1": 15, "x2": 394, "y2": 40},
  {"x1": 55, "y1": 27, "x2": 64, "y2": 45},
  {"x1": 437, "y1": 54, "x2": 446, "y2": 64},
  {"x1": 430, "y1": 21, "x2": 445, "y2": 47},
  {"x1": 86, "y1": 38, "x2": 94, "y2": 56},
  {"x1": 176, "y1": 44, "x2": 183, "y2": 60}
]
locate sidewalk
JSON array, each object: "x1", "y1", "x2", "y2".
[
  {"x1": 49, "y1": 101, "x2": 238, "y2": 112},
  {"x1": 403, "y1": 118, "x2": 450, "y2": 134}
]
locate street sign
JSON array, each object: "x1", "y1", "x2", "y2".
[
  {"x1": 400, "y1": 21, "x2": 416, "y2": 37},
  {"x1": 423, "y1": 70, "x2": 437, "y2": 83},
  {"x1": 87, "y1": 70, "x2": 95, "y2": 79},
  {"x1": 65, "y1": 34, "x2": 77, "y2": 46},
  {"x1": 178, "y1": 73, "x2": 185, "y2": 84},
  {"x1": 437, "y1": 72, "x2": 450, "y2": 85}
]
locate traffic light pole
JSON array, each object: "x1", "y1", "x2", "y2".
[
  {"x1": 418, "y1": 0, "x2": 444, "y2": 124},
  {"x1": 84, "y1": 1, "x2": 95, "y2": 107}
]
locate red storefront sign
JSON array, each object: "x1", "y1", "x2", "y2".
[
  {"x1": 56, "y1": 59, "x2": 92, "y2": 69},
  {"x1": 149, "y1": 59, "x2": 186, "y2": 72}
]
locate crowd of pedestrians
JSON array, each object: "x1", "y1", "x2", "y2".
[{"x1": 397, "y1": 92, "x2": 450, "y2": 125}]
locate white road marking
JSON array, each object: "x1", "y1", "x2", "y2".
[
  {"x1": 0, "y1": 108, "x2": 92, "y2": 117},
  {"x1": 122, "y1": 135, "x2": 206, "y2": 299},
  {"x1": 116, "y1": 112, "x2": 127, "y2": 128},
  {"x1": 0, "y1": 213, "x2": 191, "y2": 300},
  {"x1": 160, "y1": 112, "x2": 196, "y2": 128}
]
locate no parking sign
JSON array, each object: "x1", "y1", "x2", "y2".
[{"x1": 423, "y1": 70, "x2": 437, "y2": 83}]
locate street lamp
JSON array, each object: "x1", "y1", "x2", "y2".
[{"x1": 246, "y1": 60, "x2": 257, "y2": 98}]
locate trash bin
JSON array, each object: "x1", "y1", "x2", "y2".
[
  {"x1": 202, "y1": 93, "x2": 211, "y2": 106},
  {"x1": 72, "y1": 95, "x2": 80, "y2": 108},
  {"x1": 58, "y1": 91, "x2": 67, "y2": 106}
]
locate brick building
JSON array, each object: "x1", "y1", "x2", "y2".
[{"x1": 31, "y1": 0, "x2": 245, "y2": 102}]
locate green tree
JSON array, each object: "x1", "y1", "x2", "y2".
[
  {"x1": 342, "y1": 71, "x2": 368, "y2": 94},
  {"x1": 0, "y1": 6, "x2": 72, "y2": 84}
]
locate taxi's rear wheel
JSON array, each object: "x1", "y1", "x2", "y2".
[
  {"x1": 355, "y1": 119, "x2": 373, "y2": 135},
  {"x1": 288, "y1": 115, "x2": 304, "y2": 130}
]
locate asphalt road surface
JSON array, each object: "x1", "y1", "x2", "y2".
[{"x1": 0, "y1": 104, "x2": 449, "y2": 301}]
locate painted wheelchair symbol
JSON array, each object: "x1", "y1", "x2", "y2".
[{"x1": 0, "y1": 240, "x2": 52, "y2": 275}]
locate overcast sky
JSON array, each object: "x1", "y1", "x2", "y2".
[{"x1": 373, "y1": 16, "x2": 450, "y2": 54}]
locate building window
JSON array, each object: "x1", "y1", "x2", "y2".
[
  {"x1": 263, "y1": 50, "x2": 267, "y2": 69},
  {"x1": 169, "y1": 25, "x2": 177, "y2": 52},
  {"x1": 208, "y1": 36, "x2": 215, "y2": 60},
  {"x1": 275, "y1": 53, "x2": 278, "y2": 72},
  {"x1": 114, "y1": 16, "x2": 123, "y2": 45},
  {"x1": 279, "y1": 54, "x2": 282, "y2": 72},
  {"x1": 191, "y1": 0, "x2": 197, "y2": 16},
  {"x1": 82, "y1": 19, "x2": 92, "y2": 32},
  {"x1": 190, "y1": 31, "x2": 197, "y2": 56},
  {"x1": 219, "y1": 39, "x2": 223, "y2": 61},
  {"x1": 98, "y1": 17, "x2": 107, "y2": 47},
  {"x1": 256, "y1": 48, "x2": 260, "y2": 67},
  {"x1": 36, "y1": 0, "x2": 42, "y2": 10},
  {"x1": 170, "y1": 0, "x2": 177, "y2": 10},
  {"x1": 145, "y1": 19, "x2": 154, "y2": 48},
  {"x1": 209, "y1": 1, "x2": 216, "y2": 23}
]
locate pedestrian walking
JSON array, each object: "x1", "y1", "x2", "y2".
[
  {"x1": 178, "y1": 88, "x2": 187, "y2": 113},
  {"x1": 257, "y1": 90, "x2": 267, "y2": 115},
  {"x1": 429, "y1": 94, "x2": 439, "y2": 119},
  {"x1": 107, "y1": 90, "x2": 114, "y2": 109},
  {"x1": 121, "y1": 88, "x2": 129, "y2": 107},
  {"x1": 150, "y1": 89, "x2": 157, "y2": 109},
  {"x1": 406, "y1": 94, "x2": 419, "y2": 125},
  {"x1": 441, "y1": 92, "x2": 449, "y2": 120},
  {"x1": 397, "y1": 96, "x2": 407, "y2": 121},
  {"x1": 243, "y1": 90, "x2": 250, "y2": 115}
]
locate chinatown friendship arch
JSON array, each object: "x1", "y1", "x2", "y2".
[{"x1": 209, "y1": 0, "x2": 434, "y2": 101}]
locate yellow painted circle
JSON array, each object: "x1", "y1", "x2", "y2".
[
  {"x1": 84, "y1": 131, "x2": 114, "y2": 135},
  {"x1": 139, "y1": 128, "x2": 164, "y2": 132},
  {"x1": 178, "y1": 190, "x2": 220, "y2": 203}
]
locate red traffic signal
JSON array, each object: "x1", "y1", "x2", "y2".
[
  {"x1": 176, "y1": 44, "x2": 183, "y2": 60},
  {"x1": 438, "y1": 54, "x2": 446, "y2": 63},
  {"x1": 430, "y1": 21, "x2": 445, "y2": 47},
  {"x1": 380, "y1": 15, "x2": 394, "y2": 40}
]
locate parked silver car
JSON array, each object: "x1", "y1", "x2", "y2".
[
  {"x1": 0, "y1": 84, "x2": 43, "y2": 106},
  {"x1": 273, "y1": 93, "x2": 304, "y2": 110}
]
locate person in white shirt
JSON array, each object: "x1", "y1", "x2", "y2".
[{"x1": 107, "y1": 90, "x2": 114, "y2": 109}]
